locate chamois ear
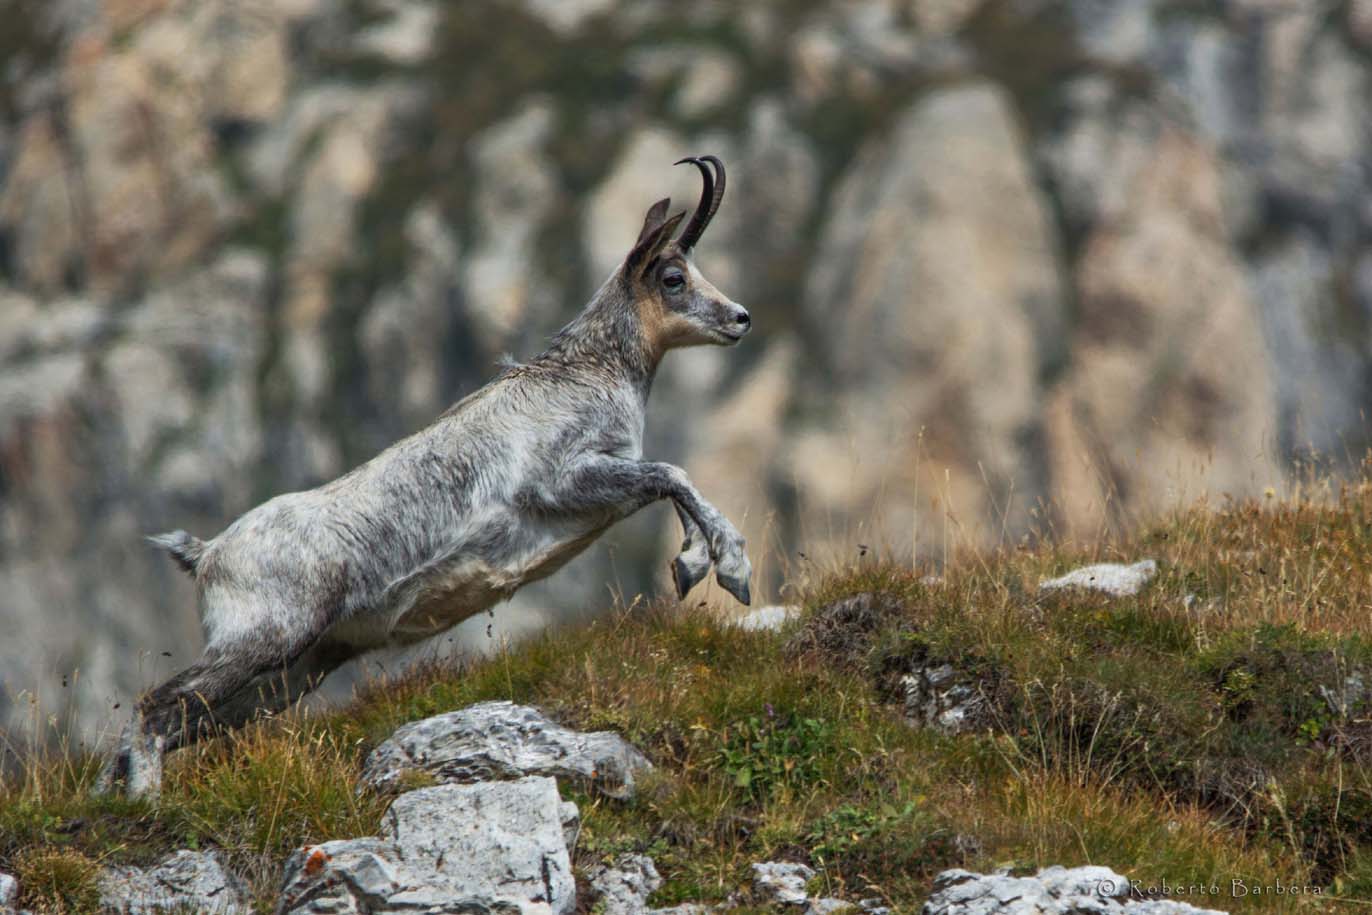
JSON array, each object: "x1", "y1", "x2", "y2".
[
  {"x1": 626, "y1": 208, "x2": 685, "y2": 277},
  {"x1": 635, "y1": 198, "x2": 671, "y2": 246}
]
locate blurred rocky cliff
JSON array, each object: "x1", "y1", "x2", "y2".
[{"x1": 2, "y1": 0, "x2": 1370, "y2": 743}]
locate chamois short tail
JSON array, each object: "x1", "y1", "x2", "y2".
[{"x1": 147, "y1": 531, "x2": 207, "y2": 575}]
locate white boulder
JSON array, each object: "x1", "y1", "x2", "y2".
[
  {"x1": 99, "y1": 850, "x2": 249, "y2": 914},
  {"x1": 735, "y1": 605, "x2": 802, "y2": 632},
  {"x1": 588, "y1": 854, "x2": 662, "y2": 915},
  {"x1": 921, "y1": 867, "x2": 1227, "y2": 915},
  {"x1": 1040, "y1": 560, "x2": 1158, "y2": 598},
  {"x1": 360, "y1": 700, "x2": 651, "y2": 799},
  {"x1": 752, "y1": 861, "x2": 815, "y2": 906},
  {"x1": 0, "y1": 871, "x2": 18, "y2": 911},
  {"x1": 278, "y1": 778, "x2": 576, "y2": 915}
]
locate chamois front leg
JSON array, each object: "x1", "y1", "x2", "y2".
[
  {"x1": 548, "y1": 456, "x2": 751, "y2": 604},
  {"x1": 671, "y1": 502, "x2": 712, "y2": 600}
]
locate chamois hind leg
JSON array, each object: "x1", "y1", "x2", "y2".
[
  {"x1": 96, "y1": 655, "x2": 246, "y2": 801},
  {"x1": 670, "y1": 502, "x2": 712, "y2": 599},
  {"x1": 97, "y1": 599, "x2": 338, "y2": 799},
  {"x1": 205, "y1": 638, "x2": 357, "y2": 734}
]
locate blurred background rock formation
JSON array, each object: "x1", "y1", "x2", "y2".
[{"x1": 2, "y1": 0, "x2": 1369, "y2": 744}]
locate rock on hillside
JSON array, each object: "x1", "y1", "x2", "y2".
[
  {"x1": 3, "y1": 0, "x2": 1372, "y2": 741},
  {"x1": 360, "y1": 700, "x2": 652, "y2": 798},
  {"x1": 922, "y1": 866, "x2": 1227, "y2": 915},
  {"x1": 1040, "y1": 560, "x2": 1158, "y2": 598},
  {"x1": 586, "y1": 854, "x2": 663, "y2": 915},
  {"x1": 99, "y1": 850, "x2": 250, "y2": 915},
  {"x1": 278, "y1": 778, "x2": 577, "y2": 915},
  {"x1": 752, "y1": 861, "x2": 817, "y2": 906}
]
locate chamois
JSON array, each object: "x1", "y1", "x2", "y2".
[{"x1": 98, "y1": 156, "x2": 752, "y2": 798}]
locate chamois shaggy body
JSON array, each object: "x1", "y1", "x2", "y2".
[{"x1": 99, "y1": 156, "x2": 752, "y2": 798}]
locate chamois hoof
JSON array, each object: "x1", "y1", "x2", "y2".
[
  {"x1": 715, "y1": 554, "x2": 752, "y2": 606},
  {"x1": 672, "y1": 552, "x2": 710, "y2": 599},
  {"x1": 94, "y1": 721, "x2": 165, "y2": 801},
  {"x1": 718, "y1": 573, "x2": 751, "y2": 606}
]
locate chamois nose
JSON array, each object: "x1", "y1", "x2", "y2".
[{"x1": 732, "y1": 307, "x2": 751, "y2": 330}]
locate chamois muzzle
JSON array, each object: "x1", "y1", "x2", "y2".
[
  {"x1": 674, "y1": 155, "x2": 725, "y2": 251},
  {"x1": 720, "y1": 302, "x2": 751, "y2": 342}
]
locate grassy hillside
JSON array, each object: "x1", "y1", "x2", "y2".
[{"x1": 5, "y1": 478, "x2": 1372, "y2": 912}]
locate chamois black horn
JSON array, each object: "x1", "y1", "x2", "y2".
[{"x1": 674, "y1": 155, "x2": 725, "y2": 251}]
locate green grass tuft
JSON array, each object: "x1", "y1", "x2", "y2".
[{"x1": 13, "y1": 846, "x2": 102, "y2": 914}]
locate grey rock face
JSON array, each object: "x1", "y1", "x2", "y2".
[
  {"x1": 794, "y1": 81, "x2": 1063, "y2": 554},
  {"x1": 588, "y1": 854, "x2": 662, "y2": 915},
  {"x1": 462, "y1": 101, "x2": 560, "y2": 352},
  {"x1": 705, "y1": 98, "x2": 820, "y2": 300},
  {"x1": 357, "y1": 202, "x2": 464, "y2": 435},
  {"x1": 752, "y1": 861, "x2": 815, "y2": 907},
  {"x1": 1352, "y1": 0, "x2": 1372, "y2": 46},
  {"x1": 584, "y1": 126, "x2": 688, "y2": 284},
  {"x1": 360, "y1": 700, "x2": 652, "y2": 799},
  {"x1": 1040, "y1": 560, "x2": 1158, "y2": 598},
  {"x1": 901, "y1": 664, "x2": 988, "y2": 735},
  {"x1": 278, "y1": 778, "x2": 575, "y2": 915},
  {"x1": 1043, "y1": 118, "x2": 1279, "y2": 537},
  {"x1": 921, "y1": 867, "x2": 1227, "y2": 915},
  {"x1": 519, "y1": 0, "x2": 616, "y2": 36},
  {"x1": 1249, "y1": 234, "x2": 1367, "y2": 460},
  {"x1": 1069, "y1": 0, "x2": 1372, "y2": 476},
  {"x1": 1067, "y1": 0, "x2": 1160, "y2": 65},
  {"x1": 0, "y1": 871, "x2": 17, "y2": 910},
  {"x1": 99, "y1": 850, "x2": 250, "y2": 915},
  {"x1": 353, "y1": 1, "x2": 438, "y2": 65},
  {"x1": 1037, "y1": 76, "x2": 1162, "y2": 237}
]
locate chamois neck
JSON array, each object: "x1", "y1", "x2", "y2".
[{"x1": 537, "y1": 274, "x2": 660, "y2": 393}]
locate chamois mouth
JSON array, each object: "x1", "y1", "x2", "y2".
[{"x1": 711, "y1": 301, "x2": 750, "y2": 344}]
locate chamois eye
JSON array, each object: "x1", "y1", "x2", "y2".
[{"x1": 663, "y1": 269, "x2": 685, "y2": 289}]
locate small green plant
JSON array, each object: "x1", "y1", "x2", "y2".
[
  {"x1": 808, "y1": 802, "x2": 916, "y2": 860},
  {"x1": 804, "y1": 798, "x2": 955, "y2": 895},
  {"x1": 1220, "y1": 666, "x2": 1257, "y2": 712},
  {"x1": 715, "y1": 708, "x2": 831, "y2": 800},
  {"x1": 1296, "y1": 716, "x2": 1326, "y2": 745}
]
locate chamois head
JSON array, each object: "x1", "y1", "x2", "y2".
[{"x1": 622, "y1": 156, "x2": 751, "y2": 355}]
